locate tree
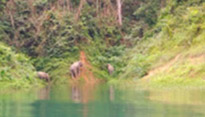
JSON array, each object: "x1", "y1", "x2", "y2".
[
  {"x1": 116, "y1": 0, "x2": 122, "y2": 26},
  {"x1": 160, "y1": 0, "x2": 166, "y2": 8},
  {"x1": 75, "y1": 0, "x2": 86, "y2": 20}
]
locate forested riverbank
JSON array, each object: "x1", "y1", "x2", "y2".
[{"x1": 0, "y1": 0, "x2": 204, "y2": 89}]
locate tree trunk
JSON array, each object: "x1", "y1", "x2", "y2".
[
  {"x1": 75, "y1": 0, "x2": 86, "y2": 20},
  {"x1": 66, "y1": 0, "x2": 71, "y2": 11},
  {"x1": 160, "y1": 0, "x2": 166, "y2": 8},
  {"x1": 96, "y1": 0, "x2": 99, "y2": 16},
  {"x1": 116, "y1": 0, "x2": 122, "y2": 26}
]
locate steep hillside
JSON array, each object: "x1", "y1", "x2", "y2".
[{"x1": 122, "y1": 0, "x2": 205, "y2": 87}]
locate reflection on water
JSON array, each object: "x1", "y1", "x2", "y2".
[
  {"x1": 149, "y1": 89, "x2": 205, "y2": 105},
  {"x1": 71, "y1": 85, "x2": 81, "y2": 103},
  {"x1": 109, "y1": 85, "x2": 115, "y2": 101},
  {"x1": 1, "y1": 84, "x2": 205, "y2": 117},
  {"x1": 70, "y1": 83, "x2": 96, "y2": 104},
  {"x1": 38, "y1": 85, "x2": 51, "y2": 100}
]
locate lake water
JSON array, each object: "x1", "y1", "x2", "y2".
[{"x1": 1, "y1": 83, "x2": 205, "y2": 117}]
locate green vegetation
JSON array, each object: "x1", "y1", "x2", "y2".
[
  {"x1": 121, "y1": 0, "x2": 205, "y2": 88},
  {"x1": 0, "y1": 42, "x2": 42, "y2": 89},
  {"x1": 0, "y1": 0, "x2": 204, "y2": 89},
  {"x1": 0, "y1": 0, "x2": 126, "y2": 87}
]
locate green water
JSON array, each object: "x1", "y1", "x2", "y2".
[{"x1": 1, "y1": 84, "x2": 205, "y2": 117}]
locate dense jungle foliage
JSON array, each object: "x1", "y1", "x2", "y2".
[
  {"x1": 0, "y1": 0, "x2": 204, "y2": 88},
  {"x1": 0, "y1": 42, "x2": 43, "y2": 89}
]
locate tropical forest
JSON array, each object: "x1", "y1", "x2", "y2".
[{"x1": 0, "y1": 0, "x2": 205, "y2": 116}]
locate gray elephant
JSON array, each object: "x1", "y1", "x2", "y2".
[
  {"x1": 107, "y1": 64, "x2": 114, "y2": 75},
  {"x1": 37, "y1": 72, "x2": 50, "y2": 82},
  {"x1": 70, "y1": 61, "x2": 83, "y2": 79}
]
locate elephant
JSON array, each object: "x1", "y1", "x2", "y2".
[
  {"x1": 70, "y1": 61, "x2": 83, "y2": 79},
  {"x1": 37, "y1": 72, "x2": 50, "y2": 82},
  {"x1": 107, "y1": 64, "x2": 114, "y2": 75}
]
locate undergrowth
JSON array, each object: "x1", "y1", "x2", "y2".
[
  {"x1": 121, "y1": 0, "x2": 205, "y2": 87},
  {"x1": 0, "y1": 42, "x2": 43, "y2": 89}
]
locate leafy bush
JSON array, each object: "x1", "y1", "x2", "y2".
[{"x1": 0, "y1": 42, "x2": 42, "y2": 89}]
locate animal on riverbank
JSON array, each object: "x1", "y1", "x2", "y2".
[
  {"x1": 107, "y1": 64, "x2": 114, "y2": 75},
  {"x1": 70, "y1": 61, "x2": 83, "y2": 79},
  {"x1": 37, "y1": 72, "x2": 50, "y2": 82}
]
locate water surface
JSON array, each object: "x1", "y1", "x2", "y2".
[{"x1": 1, "y1": 83, "x2": 205, "y2": 117}]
